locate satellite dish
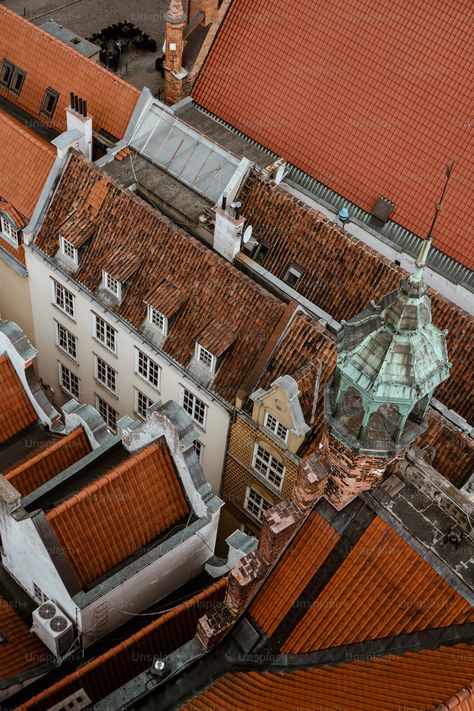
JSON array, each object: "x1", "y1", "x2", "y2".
[
  {"x1": 275, "y1": 163, "x2": 287, "y2": 185},
  {"x1": 243, "y1": 225, "x2": 253, "y2": 243}
]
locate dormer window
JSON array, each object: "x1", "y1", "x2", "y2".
[
  {"x1": 283, "y1": 263, "x2": 304, "y2": 288},
  {"x1": 264, "y1": 411, "x2": 289, "y2": 443},
  {"x1": 147, "y1": 305, "x2": 168, "y2": 336},
  {"x1": 0, "y1": 214, "x2": 18, "y2": 246},
  {"x1": 103, "y1": 271, "x2": 121, "y2": 299},
  {"x1": 60, "y1": 236, "x2": 78, "y2": 264},
  {"x1": 196, "y1": 343, "x2": 216, "y2": 373}
]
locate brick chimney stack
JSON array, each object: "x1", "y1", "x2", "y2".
[
  {"x1": 163, "y1": 0, "x2": 187, "y2": 105},
  {"x1": 200, "y1": 0, "x2": 219, "y2": 24}
]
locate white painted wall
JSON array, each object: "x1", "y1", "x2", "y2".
[{"x1": 25, "y1": 248, "x2": 229, "y2": 493}]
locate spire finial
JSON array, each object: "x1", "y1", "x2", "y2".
[
  {"x1": 166, "y1": 0, "x2": 185, "y2": 21},
  {"x1": 412, "y1": 157, "x2": 457, "y2": 279}
]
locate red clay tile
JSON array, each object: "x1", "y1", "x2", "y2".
[
  {"x1": 0, "y1": 354, "x2": 36, "y2": 444},
  {"x1": 194, "y1": 0, "x2": 474, "y2": 270}
]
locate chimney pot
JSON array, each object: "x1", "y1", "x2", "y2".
[
  {"x1": 70, "y1": 91, "x2": 74, "y2": 109},
  {"x1": 83, "y1": 100, "x2": 88, "y2": 117},
  {"x1": 78, "y1": 98, "x2": 83, "y2": 115}
]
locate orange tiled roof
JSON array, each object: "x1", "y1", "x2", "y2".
[
  {"x1": 17, "y1": 578, "x2": 227, "y2": 711},
  {"x1": 4, "y1": 427, "x2": 91, "y2": 496},
  {"x1": 416, "y1": 410, "x2": 474, "y2": 489},
  {"x1": 181, "y1": 644, "x2": 474, "y2": 711},
  {"x1": 46, "y1": 441, "x2": 189, "y2": 587},
  {"x1": 0, "y1": 353, "x2": 36, "y2": 444},
  {"x1": 0, "y1": 594, "x2": 50, "y2": 684},
  {"x1": 239, "y1": 176, "x2": 474, "y2": 425},
  {"x1": 250, "y1": 512, "x2": 340, "y2": 635},
  {"x1": 283, "y1": 516, "x2": 473, "y2": 654},
  {"x1": 0, "y1": 6, "x2": 140, "y2": 138},
  {"x1": 34, "y1": 153, "x2": 287, "y2": 402},
  {"x1": 194, "y1": 0, "x2": 474, "y2": 270}
]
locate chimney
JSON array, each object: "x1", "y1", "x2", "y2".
[
  {"x1": 66, "y1": 93, "x2": 93, "y2": 159},
  {"x1": 163, "y1": 0, "x2": 187, "y2": 105},
  {"x1": 213, "y1": 195, "x2": 246, "y2": 262},
  {"x1": 199, "y1": 0, "x2": 218, "y2": 24}
]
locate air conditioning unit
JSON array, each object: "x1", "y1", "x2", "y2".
[{"x1": 32, "y1": 600, "x2": 75, "y2": 657}]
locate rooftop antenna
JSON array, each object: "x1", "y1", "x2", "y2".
[{"x1": 416, "y1": 157, "x2": 457, "y2": 271}]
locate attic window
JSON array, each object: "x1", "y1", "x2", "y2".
[
  {"x1": 147, "y1": 305, "x2": 168, "y2": 336},
  {"x1": 0, "y1": 60, "x2": 26, "y2": 95},
  {"x1": 196, "y1": 343, "x2": 216, "y2": 373},
  {"x1": 41, "y1": 88, "x2": 59, "y2": 118},
  {"x1": 253, "y1": 242, "x2": 270, "y2": 265},
  {"x1": 0, "y1": 214, "x2": 18, "y2": 246},
  {"x1": 60, "y1": 236, "x2": 78, "y2": 264},
  {"x1": 283, "y1": 263, "x2": 304, "y2": 288},
  {"x1": 264, "y1": 412, "x2": 288, "y2": 443},
  {"x1": 103, "y1": 271, "x2": 121, "y2": 299}
]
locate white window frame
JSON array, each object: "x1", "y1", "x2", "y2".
[
  {"x1": 193, "y1": 439, "x2": 204, "y2": 463},
  {"x1": 60, "y1": 235, "x2": 78, "y2": 264},
  {"x1": 102, "y1": 271, "x2": 121, "y2": 299},
  {"x1": 55, "y1": 321, "x2": 78, "y2": 362},
  {"x1": 0, "y1": 214, "x2": 19, "y2": 247},
  {"x1": 181, "y1": 386, "x2": 207, "y2": 429},
  {"x1": 94, "y1": 355, "x2": 117, "y2": 394},
  {"x1": 96, "y1": 395, "x2": 118, "y2": 433},
  {"x1": 58, "y1": 361, "x2": 80, "y2": 400},
  {"x1": 135, "y1": 349, "x2": 161, "y2": 390},
  {"x1": 244, "y1": 486, "x2": 271, "y2": 522},
  {"x1": 252, "y1": 443, "x2": 286, "y2": 490},
  {"x1": 195, "y1": 343, "x2": 216, "y2": 373},
  {"x1": 93, "y1": 313, "x2": 117, "y2": 354},
  {"x1": 264, "y1": 411, "x2": 289, "y2": 443},
  {"x1": 135, "y1": 388, "x2": 153, "y2": 420},
  {"x1": 283, "y1": 263, "x2": 304, "y2": 288},
  {"x1": 52, "y1": 279, "x2": 75, "y2": 319},
  {"x1": 147, "y1": 305, "x2": 168, "y2": 336}
]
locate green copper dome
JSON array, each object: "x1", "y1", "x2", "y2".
[{"x1": 326, "y1": 239, "x2": 451, "y2": 455}]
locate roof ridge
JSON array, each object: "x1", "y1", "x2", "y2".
[
  {"x1": 47, "y1": 441, "x2": 162, "y2": 519},
  {"x1": 4, "y1": 427, "x2": 85, "y2": 481},
  {"x1": 0, "y1": 6, "x2": 140, "y2": 99}
]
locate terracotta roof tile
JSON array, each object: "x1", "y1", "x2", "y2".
[
  {"x1": 59, "y1": 212, "x2": 95, "y2": 248},
  {"x1": 0, "y1": 110, "x2": 55, "y2": 264},
  {"x1": 0, "y1": 353, "x2": 36, "y2": 444},
  {"x1": 104, "y1": 247, "x2": 141, "y2": 282},
  {"x1": 47, "y1": 441, "x2": 189, "y2": 587},
  {"x1": 35, "y1": 153, "x2": 287, "y2": 402},
  {"x1": 4, "y1": 427, "x2": 91, "y2": 496},
  {"x1": 194, "y1": 0, "x2": 474, "y2": 270},
  {"x1": 0, "y1": 6, "x2": 140, "y2": 138},
  {"x1": 239, "y1": 177, "x2": 474, "y2": 424},
  {"x1": 181, "y1": 644, "x2": 474, "y2": 711},
  {"x1": 145, "y1": 280, "x2": 187, "y2": 318},
  {"x1": 17, "y1": 579, "x2": 227, "y2": 711},
  {"x1": 0, "y1": 594, "x2": 49, "y2": 683},
  {"x1": 250, "y1": 512, "x2": 340, "y2": 635},
  {"x1": 416, "y1": 410, "x2": 474, "y2": 488},
  {"x1": 197, "y1": 318, "x2": 239, "y2": 357},
  {"x1": 283, "y1": 516, "x2": 473, "y2": 654}
]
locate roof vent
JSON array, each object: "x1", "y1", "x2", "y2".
[
  {"x1": 371, "y1": 196, "x2": 395, "y2": 223},
  {"x1": 69, "y1": 92, "x2": 88, "y2": 118}
]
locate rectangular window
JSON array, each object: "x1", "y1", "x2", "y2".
[
  {"x1": 264, "y1": 412, "x2": 289, "y2": 443},
  {"x1": 253, "y1": 242, "x2": 270, "y2": 265},
  {"x1": 0, "y1": 60, "x2": 25, "y2": 94},
  {"x1": 103, "y1": 272, "x2": 121, "y2": 298},
  {"x1": 96, "y1": 395, "x2": 118, "y2": 433},
  {"x1": 56, "y1": 322, "x2": 78, "y2": 361},
  {"x1": 52, "y1": 280, "x2": 75, "y2": 318},
  {"x1": 147, "y1": 305, "x2": 167, "y2": 335},
  {"x1": 33, "y1": 583, "x2": 47, "y2": 604},
  {"x1": 136, "y1": 350, "x2": 160, "y2": 390},
  {"x1": 283, "y1": 263, "x2": 304, "y2": 288},
  {"x1": 193, "y1": 439, "x2": 203, "y2": 462},
  {"x1": 253, "y1": 443, "x2": 285, "y2": 489},
  {"x1": 93, "y1": 314, "x2": 117, "y2": 353},
  {"x1": 58, "y1": 362, "x2": 80, "y2": 399},
  {"x1": 135, "y1": 389, "x2": 153, "y2": 419},
  {"x1": 60, "y1": 236, "x2": 77, "y2": 263},
  {"x1": 244, "y1": 487, "x2": 271, "y2": 522},
  {"x1": 196, "y1": 344, "x2": 215, "y2": 372},
  {"x1": 41, "y1": 88, "x2": 59, "y2": 118},
  {"x1": 0, "y1": 215, "x2": 18, "y2": 246},
  {"x1": 95, "y1": 355, "x2": 116, "y2": 394},
  {"x1": 181, "y1": 387, "x2": 207, "y2": 428}
]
